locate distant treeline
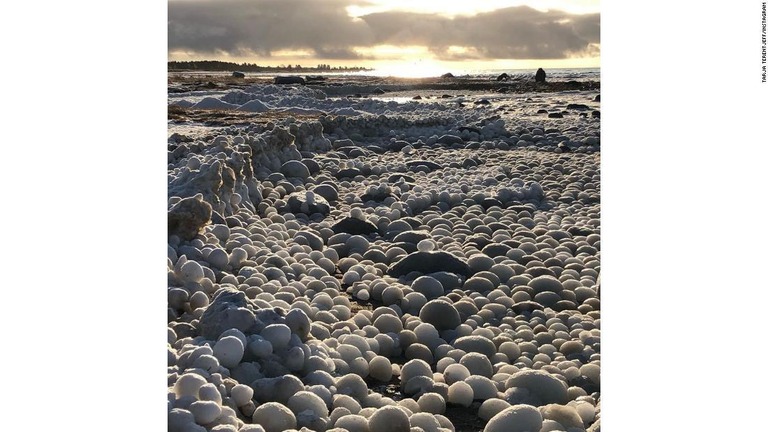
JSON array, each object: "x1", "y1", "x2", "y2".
[{"x1": 168, "y1": 61, "x2": 371, "y2": 72}]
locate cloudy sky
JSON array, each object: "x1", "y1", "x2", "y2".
[{"x1": 168, "y1": 0, "x2": 599, "y2": 71}]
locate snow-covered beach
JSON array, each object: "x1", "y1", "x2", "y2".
[{"x1": 167, "y1": 70, "x2": 601, "y2": 432}]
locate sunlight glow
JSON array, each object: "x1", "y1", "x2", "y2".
[
  {"x1": 270, "y1": 49, "x2": 314, "y2": 59},
  {"x1": 365, "y1": 60, "x2": 451, "y2": 78},
  {"x1": 446, "y1": 46, "x2": 471, "y2": 55},
  {"x1": 355, "y1": 45, "x2": 430, "y2": 59}
]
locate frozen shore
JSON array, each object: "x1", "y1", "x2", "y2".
[{"x1": 167, "y1": 72, "x2": 601, "y2": 432}]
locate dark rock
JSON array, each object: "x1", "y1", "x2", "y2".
[
  {"x1": 458, "y1": 126, "x2": 481, "y2": 135},
  {"x1": 231, "y1": 364, "x2": 262, "y2": 387},
  {"x1": 548, "y1": 112, "x2": 564, "y2": 118},
  {"x1": 474, "y1": 99, "x2": 491, "y2": 105},
  {"x1": 305, "y1": 75, "x2": 327, "y2": 82},
  {"x1": 225, "y1": 216, "x2": 242, "y2": 228},
  {"x1": 211, "y1": 210, "x2": 226, "y2": 225},
  {"x1": 367, "y1": 145, "x2": 387, "y2": 154},
  {"x1": 441, "y1": 73, "x2": 455, "y2": 78},
  {"x1": 171, "y1": 322, "x2": 197, "y2": 339},
  {"x1": 335, "y1": 168, "x2": 362, "y2": 179},
  {"x1": 332, "y1": 217, "x2": 379, "y2": 235},
  {"x1": 373, "y1": 87, "x2": 386, "y2": 94},
  {"x1": 566, "y1": 226, "x2": 594, "y2": 236},
  {"x1": 168, "y1": 195, "x2": 212, "y2": 241},
  {"x1": 592, "y1": 110, "x2": 600, "y2": 118},
  {"x1": 170, "y1": 144, "x2": 188, "y2": 160},
  {"x1": 535, "y1": 68, "x2": 546, "y2": 83},
  {"x1": 176, "y1": 245, "x2": 204, "y2": 262},
  {"x1": 406, "y1": 160, "x2": 442, "y2": 171},
  {"x1": 197, "y1": 288, "x2": 285, "y2": 340},
  {"x1": 168, "y1": 133, "x2": 192, "y2": 143},
  {"x1": 284, "y1": 191, "x2": 331, "y2": 216},
  {"x1": 462, "y1": 158, "x2": 478, "y2": 168},
  {"x1": 412, "y1": 95, "x2": 422, "y2": 100},
  {"x1": 360, "y1": 191, "x2": 394, "y2": 202},
  {"x1": 232, "y1": 71, "x2": 245, "y2": 78},
  {"x1": 497, "y1": 73, "x2": 510, "y2": 81},
  {"x1": 569, "y1": 375, "x2": 600, "y2": 394},
  {"x1": 332, "y1": 138, "x2": 355, "y2": 149},
  {"x1": 557, "y1": 142, "x2": 571, "y2": 153},
  {"x1": 566, "y1": 103, "x2": 590, "y2": 111},
  {"x1": 437, "y1": 134, "x2": 464, "y2": 145},
  {"x1": 480, "y1": 198, "x2": 504, "y2": 210},
  {"x1": 400, "y1": 217, "x2": 422, "y2": 229},
  {"x1": 537, "y1": 109, "x2": 548, "y2": 114},
  {"x1": 388, "y1": 140, "x2": 410, "y2": 151},
  {"x1": 388, "y1": 242, "x2": 418, "y2": 254},
  {"x1": 388, "y1": 251, "x2": 473, "y2": 278},
  {"x1": 274, "y1": 76, "x2": 306, "y2": 85},
  {"x1": 594, "y1": 94, "x2": 601, "y2": 102},
  {"x1": 508, "y1": 204, "x2": 536, "y2": 212},
  {"x1": 301, "y1": 158, "x2": 321, "y2": 175},
  {"x1": 363, "y1": 249, "x2": 388, "y2": 263}
]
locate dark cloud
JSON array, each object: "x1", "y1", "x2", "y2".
[
  {"x1": 169, "y1": 0, "x2": 373, "y2": 57},
  {"x1": 361, "y1": 6, "x2": 600, "y2": 59},
  {"x1": 168, "y1": 0, "x2": 600, "y2": 60},
  {"x1": 571, "y1": 13, "x2": 600, "y2": 44}
]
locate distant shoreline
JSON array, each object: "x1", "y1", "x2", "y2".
[{"x1": 168, "y1": 61, "x2": 372, "y2": 73}]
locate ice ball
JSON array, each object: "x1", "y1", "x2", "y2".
[
  {"x1": 369, "y1": 356, "x2": 393, "y2": 382},
  {"x1": 369, "y1": 405, "x2": 410, "y2": 432},
  {"x1": 484, "y1": 404, "x2": 543, "y2": 432},
  {"x1": 447, "y1": 381, "x2": 473, "y2": 407},
  {"x1": 478, "y1": 399, "x2": 511, "y2": 421},
  {"x1": 251, "y1": 402, "x2": 297, "y2": 432},
  {"x1": 213, "y1": 336, "x2": 244, "y2": 368},
  {"x1": 417, "y1": 392, "x2": 446, "y2": 414}
]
